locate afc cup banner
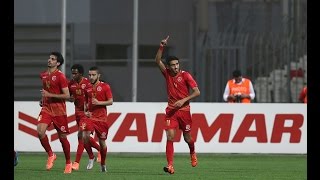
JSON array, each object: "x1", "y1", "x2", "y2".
[{"x1": 14, "y1": 102, "x2": 307, "y2": 154}]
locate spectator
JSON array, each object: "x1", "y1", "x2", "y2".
[{"x1": 223, "y1": 70, "x2": 255, "y2": 103}]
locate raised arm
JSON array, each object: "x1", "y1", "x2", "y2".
[{"x1": 155, "y1": 36, "x2": 169, "y2": 72}]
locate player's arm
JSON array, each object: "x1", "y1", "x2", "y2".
[
  {"x1": 186, "y1": 87, "x2": 200, "y2": 102},
  {"x1": 83, "y1": 88, "x2": 91, "y2": 117},
  {"x1": 41, "y1": 87, "x2": 70, "y2": 99},
  {"x1": 173, "y1": 87, "x2": 200, "y2": 108},
  {"x1": 68, "y1": 89, "x2": 75, "y2": 102},
  {"x1": 155, "y1": 36, "x2": 169, "y2": 72},
  {"x1": 92, "y1": 98, "x2": 113, "y2": 106},
  {"x1": 91, "y1": 85, "x2": 113, "y2": 106}
]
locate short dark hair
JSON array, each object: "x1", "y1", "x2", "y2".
[
  {"x1": 232, "y1": 70, "x2": 242, "y2": 78},
  {"x1": 165, "y1": 56, "x2": 179, "y2": 65},
  {"x1": 51, "y1": 51, "x2": 64, "y2": 67},
  {"x1": 89, "y1": 66, "x2": 99, "y2": 73},
  {"x1": 71, "y1": 64, "x2": 84, "y2": 75}
]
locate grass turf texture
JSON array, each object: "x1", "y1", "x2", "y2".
[{"x1": 14, "y1": 152, "x2": 306, "y2": 180}]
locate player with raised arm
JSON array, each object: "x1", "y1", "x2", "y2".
[{"x1": 155, "y1": 36, "x2": 200, "y2": 174}]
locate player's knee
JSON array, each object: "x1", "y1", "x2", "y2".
[
  {"x1": 183, "y1": 134, "x2": 192, "y2": 143},
  {"x1": 37, "y1": 131, "x2": 46, "y2": 139},
  {"x1": 167, "y1": 135, "x2": 175, "y2": 141},
  {"x1": 58, "y1": 133, "x2": 68, "y2": 140}
]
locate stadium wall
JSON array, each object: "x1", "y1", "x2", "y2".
[{"x1": 14, "y1": 102, "x2": 307, "y2": 154}]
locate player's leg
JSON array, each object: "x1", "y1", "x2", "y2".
[
  {"x1": 183, "y1": 132, "x2": 197, "y2": 167},
  {"x1": 72, "y1": 130, "x2": 84, "y2": 170},
  {"x1": 57, "y1": 132, "x2": 72, "y2": 173},
  {"x1": 163, "y1": 128, "x2": 176, "y2": 174},
  {"x1": 81, "y1": 119, "x2": 96, "y2": 170},
  {"x1": 89, "y1": 134, "x2": 101, "y2": 163},
  {"x1": 163, "y1": 109, "x2": 178, "y2": 174},
  {"x1": 54, "y1": 115, "x2": 72, "y2": 173},
  {"x1": 98, "y1": 138, "x2": 107, "y2": 172},
  {"x1": 181, "y1": 111, "x2": 197, "y2": 167},
  {"x1": 83, "y1": 130, "x2": 95, "y2": 170},
  {"x1": 97, "y1": 121, "x2": 109, "y2": 172},
  {"x1": 37, "y1": 112, "x2": 56, "y2": 170}
]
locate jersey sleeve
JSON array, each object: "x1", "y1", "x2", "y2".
[
  {"x1": 184, "y1": 72, "x2": 198, "y2": 89},
  {"x1": 104, "y1": 84, "x2": 113, "y2": 99},
  {"x1": 59, "y1": 73, "x2": 69, "y2": 89}
]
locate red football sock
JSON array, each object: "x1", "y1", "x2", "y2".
[
  {"x1": 100, "y1": 146, "x2": 107, "y2": 166},
  {"x1": 166, "y1": 140, "x2": 174, "y2": 165},
  {"x1": 89, "y1": 137, "x2": 100, "y2": 151},
  {"x1": 59, "y1": 137, "x2": 71, "y2": 164},
  {"x1": 75, "y1": 137, "x2": 84, "y2": 163},
  {"x1": 84, "y1": 141, "x2": 94, "y2": 159},
  {"x1": 40, "y1": 135, "x2": 53, "y2": 156},
  {"x1": 188, "y1": 139, "x2": 195, "y2": 154}
]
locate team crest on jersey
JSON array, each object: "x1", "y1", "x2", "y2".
[
  {"x1": 81, "y1": 84, "x2": 86, "y2": 89},
  {"x1": 177, "y1": 77, "x2": 182, "y2": 82},
  {"x1": 52, "y1": 76, "x2": 56, "y2": 81},
  {"x1": 80, "y1": 123, "x2": 86, "y2": 130},
  {"x1": 60, "y1": 126, "x2": 66, "y2": 132},
  {"x1": 97, "y1": 86, "x2": 102, "y2": 91}
]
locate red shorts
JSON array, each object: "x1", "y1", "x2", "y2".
[
  {"x1": 164, "y1": 107, "x2": 192, "y2": 132},
  {"x1": 75, "y1": 111, "x2": 86, "y2": 126},
  {"x1": 80, "y1": 118, "x2": 109, "y2": 140},
  {"x1": 38, "y1": 111, "x2": 69, "y2": 133}
]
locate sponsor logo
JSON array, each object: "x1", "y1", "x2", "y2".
[{"x1": 18, "y1": 112, "x2": 304, "y2": 143}]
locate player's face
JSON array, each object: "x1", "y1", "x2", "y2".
[
  {"x1": 71, "y1": 69, "x2": 82, "y2": 82},
  {"x1": 47, "y1": 55, "x2": 59, "y2": 68},
  {"x1": 168, "y1": 60, "x2": 180, "y2": 75},
  {"x1": 88, "y1": 70, "x2": 100, "y2": 84}
]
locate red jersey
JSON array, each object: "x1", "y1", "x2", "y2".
[
  {"x1": 40, "y1": 69, "x2": 68, "y2": 116},
  {"x1": 85, "y1": 81, "x2": 113, "y2": 121},
  {"x1": 162, "y1": 69, "x2": 198, "y2": 110},
  {"x1": 68, "y1": 77, "x2": 91, "y2": 113}
]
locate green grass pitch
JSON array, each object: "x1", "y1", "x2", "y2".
[{"x1": 14, "y1": 152, "x2": 306, "y2": 180}]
